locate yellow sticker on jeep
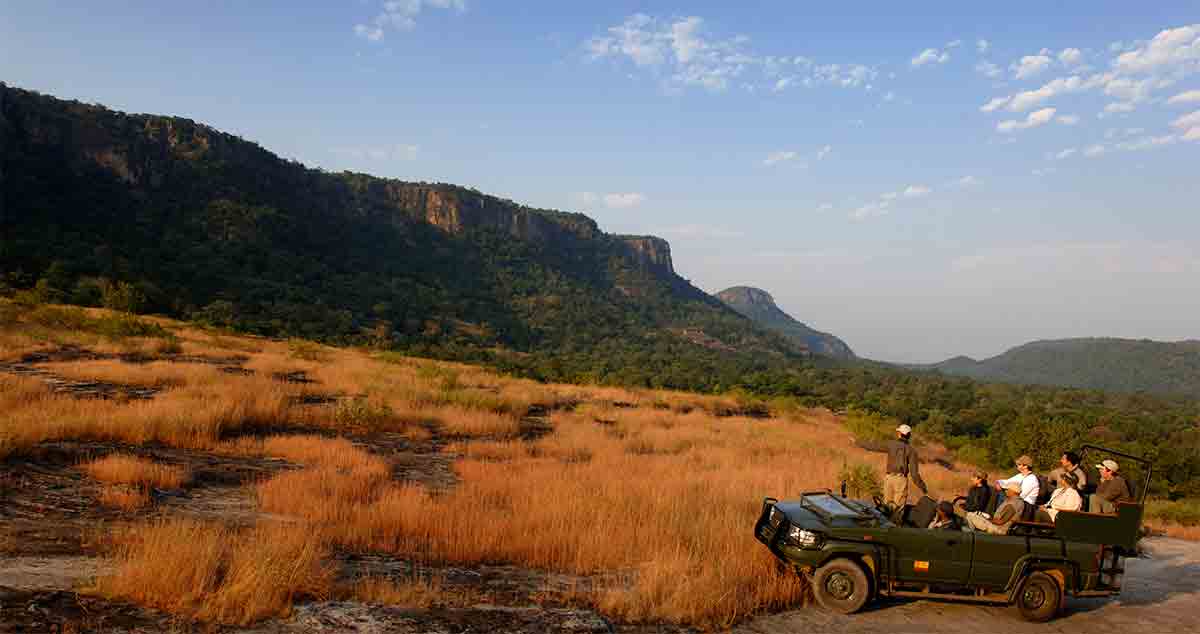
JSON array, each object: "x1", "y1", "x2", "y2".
[{"x1": 914, "y1": 560, "x2": 930, "y2": 572}]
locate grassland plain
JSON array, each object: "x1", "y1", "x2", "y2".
[{"x1": 0, "y1": 300, "x2": 1194, "y2": 631}]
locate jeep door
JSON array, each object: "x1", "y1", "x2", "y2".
[
  {"x1": 970, "y1": 534, "x2": 1029, "y2": 589},
  {"x1": 887, "y1": 528, "x2": 973, "y2": 584}
]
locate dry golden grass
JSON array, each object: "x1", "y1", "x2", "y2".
[
  {"x1": 82, "y1": 454, "x2": 188, "y2": 489},
  {"x1": 2, "y1": 304, "x2": 1016, "y2": 626},
  {"x1": 37, "y1": 359, "x2": 219, "y2": 388},
  {"x1": 343, "y1": 575, "x2": 446, "y2": 608},
  {"x1": 94, "y1": 518, "x2": 333, "y2": 625},
  {"x1": 98, "y1": 485, "x2": 152, "y2": 510}
]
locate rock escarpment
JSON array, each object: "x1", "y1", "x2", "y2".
[{"x1": 717, "y1": 286, "x2": 855, "y2": 360}]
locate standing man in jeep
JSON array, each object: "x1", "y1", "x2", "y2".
[{"x1": 884, "y1": 424, "x2": 927, "y2": 516}]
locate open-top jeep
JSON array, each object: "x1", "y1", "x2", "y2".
[{"x1": 754, "y1": 445, "x2": 1149, "y2": 621}]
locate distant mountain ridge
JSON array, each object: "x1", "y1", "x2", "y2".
[
  {"x1": 716, "y1": 286, "x2": 855, "y2": 360},
  {"x1": 924, "y1": 337, "x2": 1200, "y2": 395}
]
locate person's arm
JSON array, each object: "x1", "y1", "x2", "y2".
[
  {"x1": 908, "y1": 448, "x2": 927, "y2": 494},
  {"x1": 1021, "y1": 474, "x2": 1039, "y2": 503},
  {"x1": 990, "y1": 504, "x2": 1016, "y2": 525}
]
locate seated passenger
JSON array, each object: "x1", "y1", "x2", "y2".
[
  {"x1": 928, "y1": 501, "x2": 961, "y2": 531},
  {"x1": 954, "y1": 470, "x2": 992, "y2": 518},
  {"x1": 995, "y1": 455, "x2": 1039, "y2": 506},
  {"x1": 1047, "y1": 450, "x2": 1088, "y2": 492},
  {"x1": 1094, "y1": 459, "x2": 1133, "y2": 514},
  {"x1": 1035, "y1": 471, "x2": 1082, "y2": 523},
  {"x1": 965, "y1": 482, "x2": 1026, "y2": 534}
]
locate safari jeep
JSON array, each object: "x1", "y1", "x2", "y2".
[{"x1": 754, "y1": 445, "x2": 1149, "y2": 622}]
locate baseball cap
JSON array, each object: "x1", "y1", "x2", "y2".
[
  {"x1": 1005, "y1": 481, "x2": 1022, "y2": 493},
  {"x1": 896, "y1": 424, "x2": 913, "y2": 434},
  {"x1": 1096, "y1": 459, "x2": 1119, "y2": 472}
]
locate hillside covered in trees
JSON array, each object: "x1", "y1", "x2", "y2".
[
  {"x1": 2, "y1": 82, "x2": 1198, "y2": 497},
  {"x1": 717, "y1": 285, "x2": 855, "y2": 360},
  {"x1": 923, "y1": 338, "x2": 1200, "y2": 396}
]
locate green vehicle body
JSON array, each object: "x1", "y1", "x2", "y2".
[{"x1": 754, "y1": 445, "x2": 1148, "y2": 621}]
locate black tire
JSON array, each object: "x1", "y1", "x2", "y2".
[
  {"x1": 1015, "y1": 571, "x2": 1062, "y2": 622},
  {"x1": 812, "y1": 558, "x2": 872, "y2": 614}
]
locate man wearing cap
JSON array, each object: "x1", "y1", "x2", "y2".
[
  {"x1": 995, "y1": 455, "x2": 1040, "y2": 506},
  {"x1": 1094, "y1": 459, "x2": 1132, "y2": 514},
  {"x1": 883, "y1": 424, "x2": 927, "y2": 515},
  {"x1": 965, "y1": 481, "x2": 1026, "y2": 534}
]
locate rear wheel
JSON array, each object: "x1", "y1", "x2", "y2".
[
  {"x1": 812, "y1": 559, "x2": 872, "y2": 614},
  {"x1": 1015, "y1": 571, "x2": 1062, "y2": 622}
]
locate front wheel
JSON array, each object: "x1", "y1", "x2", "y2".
[
  {"x1": 812, "y1": 559, "x2": 872, "y2": 614},
  {"x1": 1015, "y1": 571, "x2": 1062, "y2": 622}
]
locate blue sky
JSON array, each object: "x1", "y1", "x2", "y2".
[{"x1": 3, "y1": 2, "x2": 1199, "y2": 362}]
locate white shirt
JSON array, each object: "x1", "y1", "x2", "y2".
[
  {"x1": 1043, "y1": 487, "x2": 1082, "y2": 521},
  {"x1": 997, "y1": 472, "x2": 1040, "y2": 506}
]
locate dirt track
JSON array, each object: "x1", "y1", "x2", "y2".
[{"x1": 735, "y1": 537, "x2": 1200, "y2": 634}]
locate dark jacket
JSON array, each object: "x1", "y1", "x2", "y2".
[
  {"x1": 886, "y1": 438, "x2": 927, "y2": 494},
  {"x1": 964, "y1": 484, "x2": 992, "y2": 513},
  {"x1": 1096, "y1": 476, "x2": 1132, "y2": 504}
]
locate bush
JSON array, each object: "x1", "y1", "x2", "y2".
[
  {"x1": 100, "y1": 279, "x2": 146, "y2": 314},
  {"x1": 838, "y1": 463, "x2": 882, "y2": 499},
  {"x1": 288, "y1": 338, "x2": 328, "y2": 362},
  {"x1": 843, "y1": 408, "x2": 898, "y2": 449},
  {"x1": 1146, "y1": 499, "x2": 1200, "y2": 526}
]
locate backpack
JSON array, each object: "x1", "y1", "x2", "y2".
[{"x1": 1034, "y1": 472, "x2": 1052, "y2": 506}]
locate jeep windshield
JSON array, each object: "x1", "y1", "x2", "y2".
[{"x1": 798, "y1": 493, "x2": 886, "y2": 523}]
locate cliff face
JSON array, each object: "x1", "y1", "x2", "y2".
[
  {"x1": 0, "y1": 82, "x2": 677, "y2": 279},
  {"x1": 717, "y1": 285, "x2": 855, "y2": 360}
]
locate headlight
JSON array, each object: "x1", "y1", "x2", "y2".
[{"x1": 786, "y1": 526, "x2": 824, "y2": 549}]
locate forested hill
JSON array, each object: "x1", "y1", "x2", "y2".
[
  {"x1": 716, "y1": 286, "x2": 855, "y2": 360},
  {"x1": 924, "y1": 338, "x2": 1200, "y2": 396},
  {"x1": 0, "y1": 82, "x2": 805, "y2": 389}
]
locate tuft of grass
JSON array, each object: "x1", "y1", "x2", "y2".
[
  {"x1": 81, "y1": 454, "x2": 188, "y2": 490},
  {"x1": 98, "y1": 485, "x2": 152, "y2": 510},
  {"x1": 93, "y1": 519, "x2": 334, "y2": 625},
  {"x1": 343, "y1": 575, "x2": 444, "y2": 608},
  {"x1": 287, "y1": 338, "x2": 328, "y2": 362}
]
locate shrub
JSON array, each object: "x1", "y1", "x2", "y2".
[
  {"x1": 1146, "y1": 499, "x2": 1200, "y2": 526},
  {"x1": 288, "y1": 338, "x2": 327, "y2": 362},
  {"x1": 838, "y1": 463, "x2": 882, "y2": 499}
]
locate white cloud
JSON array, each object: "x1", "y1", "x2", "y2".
[
  {"x1": 354, "y1": 0, "x2": 467, "y2": 41},
  {"x1": 331, "y1": 143, "x2": 420, "y2": 161},
  {"x1": 1172, "y1": 109, "x2": 1200, "y2": 129},
  {"x1": 762, "y1": 150, "x2": 799, "y2": 166},
  {"x1": 815, "y1": 145, "x2": 833, "y2": 160},
  {"x1": 980, "y1": 96, "x2": 1010, "y2": 112},
  {"x1": 952, "y1": 175, "x2": 983, "y2": 187},
  {"x1": 1168, "y1": 89, "x2": 1200, "y2": 104},
  {"x1": 852, "y1": 200, "x2": 891, "y2": 220},
  {"x1": 603, "y1": 192, "x2": 647, "y2": 209},
  {"x1": 1116, "y1": 134, "x2": 1178, "y2": 151},
  {"x1": 946, "y1": 39, "x2": 963, "y2": 49},
  {"x1": 912, "y1": 48, "x2": 950, "y2": 67},
  {"x1": 1012, "y1": 54, "x2": 1053, "y2": 79},
  {"x1": 977, "y1": 39, "x2": 990, "y2": 54},
  {"x1": 587, "y1": 15, "x2": 877, "y2": 93},
  {"x1": 1185, "y1": 127, "x2": 1200, "y2": 141},
  {"x1": 1058, "y1": 48, "x2": 1083, "y2": 66},
  {"x1": 1056, "y1": 114, "x2": 1080, "y2": 125},
  {"x1": 976, "y1": 61, "x2": 1002, "y2": 78},
  {"x1": 1113, "y1": 24, "x2": 1200, "y2": 75},
  {"x1": 1104, "y1": 76, "x2": 1160, "y2": 102},
  {"x1": 1054, "y1": 148, "x2": 1077, "y2": 160},
  {"x1": 1083, "y1": 144, "x2": 1107, "y2": 157},
  {"x1": 817, "y1": 203, "x2": 834, "y2": 212},
  {"x1": 1002, "y1": 74, "x2": 1110, "y2": 112},
  {"x1": 903, "y1": 185, "x2": 932, "y2": 197},
  {"x1": 997, "y1": 107, "x2": 1057, "y2": 132},
  {"x1": 1104, "y1": 102, "x2": 1136, "y2": 114},
  {"x1": 1031, "y1": 167, "x2": 1056, "y2": 177},
  {"x1": 880, "y1": 191, "x2": 898, "y2": 200}
]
